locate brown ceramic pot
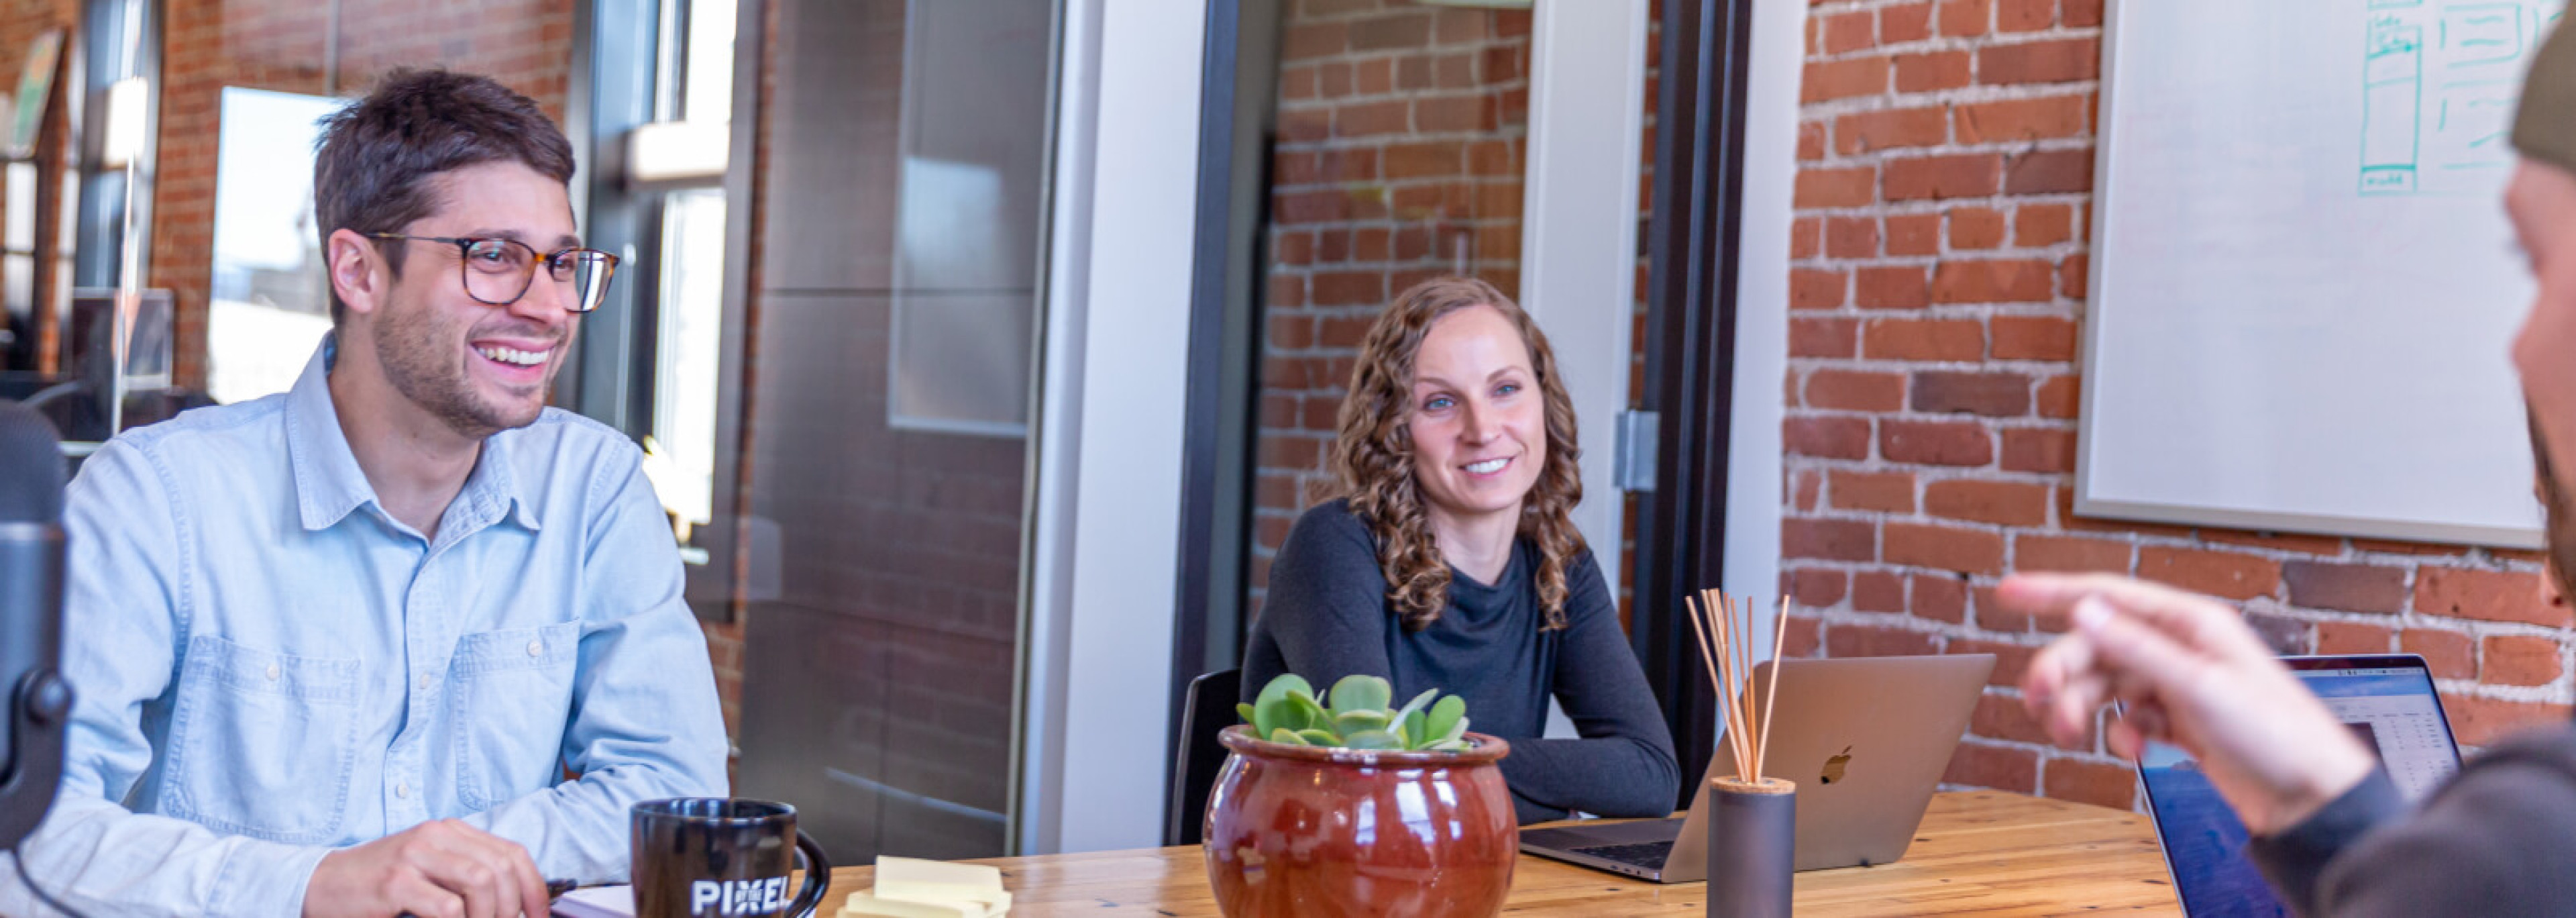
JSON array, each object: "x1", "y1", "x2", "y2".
[{"x1": 1202, "y1": 724, "x2": 1517, "y2": 917}]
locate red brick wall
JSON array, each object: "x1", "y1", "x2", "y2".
[
  {"x1": 152, "y1": 0, "x2": 576, "y2": 389},
  {"x1": 1245, "y1": 0, "x2": 1533, "y2": 613},
  {"x1": 1782, "y1": 0, "x2": 2575, "y2": 811}
]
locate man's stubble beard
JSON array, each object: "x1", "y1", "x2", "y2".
[{"x1": 372, "y1": 292, "x2": 553, "y2": 440}]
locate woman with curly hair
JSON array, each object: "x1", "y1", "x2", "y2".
[{"x1": 1240, "y1": 276, "x2": 1679, "y2": 823}]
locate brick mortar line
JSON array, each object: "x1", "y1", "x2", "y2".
[
  {"x1": 1804, "y1": 26, "x2": 2106, "y2": 58},
  {"x1": 1277, "y1": 95, "x2": 1536, "y2": 117},
  {"x1": 1782, "y1": 312, "x2": 2090, "y2": 327},
  {"x1": 1788, "y1": 205, "x2": 2099, "y2": 225},
  {"x1": 1789, "y1": 200, "x2": 2101, "y2": 219},
  {"x1": 1800, "y1": 81, "x2": 2106, "y2": 116},
  {"x1": 1801, "y1": 138, "x2": 2099, "y2": 164},
  {"x1": 1948, "y1": 733, "x2": 2123, "y2": 768},
  {"x1": 1280, "y1": 61, "x2": 1534, "y2": 83},
  {"x1": 1785, "y1": 370, "x2": 2082, "y2": 384},
  {"x1": 1267, "y1": 183, "x2": 1535, "y2": 195},
  {"x1": 1271, "y1": 141, "x2": 1534, "y2": 156},
  {"x1": 1782, "y1": 407, "x2": 2080, "y2": 423},
  {"x1": 1268, "y1": 251, "x2": 1520, "y2": 264},
  {"x1": 1791, "y1": 240, "x2": 2094, "y2": 258},
  {"x1": 1803, "y1": 39, "x2": 2108, "y2": 73}
]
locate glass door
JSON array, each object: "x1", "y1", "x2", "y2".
[{"x1": 733, "y1": 0, "x2": 1059, "y2": 862}]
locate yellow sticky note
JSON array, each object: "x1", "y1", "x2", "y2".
[
  {"x1": 876, "y1": 856, "x2": 1004, "y2": 890},
  {"x1": 837, "y1": 891, "x2": 981, "y2": 918},
  {"x1": 876, "y1": 879, "x2": 1012, "y2": 914}
]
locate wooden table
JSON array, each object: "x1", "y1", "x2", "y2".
[{"x1": 820, "y1": 790, "x2": 2181, "y2": 916}]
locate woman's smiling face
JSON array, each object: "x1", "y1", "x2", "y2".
[{"x1": 1407, "y1": 304, "x2": 1548, "y2": 527}]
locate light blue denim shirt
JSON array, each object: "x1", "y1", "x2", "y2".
[{"x1": 3, "y1": 340, "x2": 730, "y2": 917}]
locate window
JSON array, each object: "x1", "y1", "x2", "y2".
[{"x1": 627, "y1": 0, "x2": 738, "y2": 562}]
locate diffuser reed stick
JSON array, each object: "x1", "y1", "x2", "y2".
[{"x1": 1688, "y1": 589, "x2": 1792, "y2": 784}]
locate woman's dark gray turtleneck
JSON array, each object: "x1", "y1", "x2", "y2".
[{"x1": 1240, "y1": 498, "x2": 1680, "y2": 825}]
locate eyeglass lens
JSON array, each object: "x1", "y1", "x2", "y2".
[{"x1": 462, "y1": 240, "x2": 616, "y2": 312}]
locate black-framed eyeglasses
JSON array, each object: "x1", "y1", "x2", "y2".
[{"x1": 366, "y1": 233, "x2": 620, "y2": 313}]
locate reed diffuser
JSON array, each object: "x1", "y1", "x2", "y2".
[{"x1": 1686, "y1": 590, "x2": 1794, "y2": 918}]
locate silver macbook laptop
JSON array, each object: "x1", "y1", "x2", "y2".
[{"x1": 1519, "y1": 654, "x2": 1995, "y2": 882}]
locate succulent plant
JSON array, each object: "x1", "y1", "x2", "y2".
[{"x1": 1235, "y1": 673, "x2": 1472, "y2": 751}]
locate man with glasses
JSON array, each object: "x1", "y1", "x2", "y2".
[{"x1": 0, "y1": 70, "x2": 727, "y2": 917}]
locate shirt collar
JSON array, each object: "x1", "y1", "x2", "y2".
[{"x1": 285, "y1": 335, "x2": 542, "y2": 535}]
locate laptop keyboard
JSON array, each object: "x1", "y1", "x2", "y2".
[{"x1": 1570, "y1": 840, "x2": 1675, "y2": 869}]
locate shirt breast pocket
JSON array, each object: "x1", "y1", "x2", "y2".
[
  {"x1": 451, "y1": 621, "x2": 582, "y2": 811},
  {"x1": 164, "y1": 635, "x2": 361, "y2": 845}
]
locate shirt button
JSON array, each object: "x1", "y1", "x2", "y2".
[
  {"x1": 395, "y1": 781, "x2": 410, "y2": 799},
  {"x1": 265, "y1": 663, "x2": 280, "y2": 682},
  {"x1": 417, "y1": 673, "x2": 433, "y2": 690},
  {"x1": 527, "y1": 640, "x2": 544, "y2": 657}
]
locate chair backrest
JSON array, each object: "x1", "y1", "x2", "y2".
[{"x1": 1163, "y1": 668, "x2": 1242, "y2": 848}]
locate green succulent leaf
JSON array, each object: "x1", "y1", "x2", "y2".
[
  {"x1": 1442, "y1": 717, "x2": 1470, "y2": 744},
  {"x1": 1287, "y1": 690, "x2": 1332, "y2": 733},
  {"x1": 1391, "y1": 688, "x2": 1439, "y2": 726},
  {"x1": 1335, "y1": 709, "x2": 1391, "y2": 735},
  {"x1": 1328, "y1": 675, "x2": 1393, "y2": 718},
  {"x1": 1252, "y1": 675, "x2": 1313, "y2": 738},
  {"x1": 1401, "y1": 709, "x2": 1430, "y2": 749},
  {"x1": 1250, "y1": 700, "x2": 1284, "y2": 737},
  {"x1": 1295, "y1": 728, "x2": 1338, "y2": 746},
  {"x1": 1342, "y1": 729, "x2": 1401, "y2": 750},
  {"x1": 1269, "y1": 727, "x2": 1309, "y2": 746},
  {"x1": 1423, "y1": 695, "x2": 1466, "y2": 744},
  {"x1": 1387, "y1": 689, "x2": 1439, "y2": 749},
  {"x1": 1256, "y1": 674, "x2": 1311, "y2": 709},
  {"x1": 1426, "y1": 739, "x2": 1470, "y2": 752},
  {"x1": 1236, "y1": 703, "x2": 1257, "y2": 725}
]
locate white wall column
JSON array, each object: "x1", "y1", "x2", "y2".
[
  {"x1": 1519, "y1": 0, "x2": 1652, "y2": 590},
  {"x1": 1726, "y1": 0, "x2": 1805, "y2": 662},
  {"x1": 1016, "y1": 0, "x2": 1209, "y2": 856}
]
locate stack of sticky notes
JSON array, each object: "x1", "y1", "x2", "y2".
[{"x1": 837, "y1": 856, "x2": 1012, "y2": 918}]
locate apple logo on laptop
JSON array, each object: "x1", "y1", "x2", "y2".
[{"x1": 1819, "y1": 746, "x2": 1853, "y2": 785}]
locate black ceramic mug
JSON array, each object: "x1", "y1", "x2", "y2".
[{"x1": 631, "y1": 799, "x2": 832, "y2": 918}]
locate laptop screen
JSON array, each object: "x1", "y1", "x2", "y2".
[{"x1": 2137, "y1": 656, "x2": 2463, "y2": 917}]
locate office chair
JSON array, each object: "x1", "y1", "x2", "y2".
[{"x1": 1163, "y1": 668, "x2": 1241, "y2": 848}]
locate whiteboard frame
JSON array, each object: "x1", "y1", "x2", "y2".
[{"x1": 2072, "y1": 0, "x2": 2546, "y2": 551}]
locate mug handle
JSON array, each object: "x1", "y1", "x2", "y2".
[{"x1": 785, "y1": 829, "x2": 833, "y2": 918}]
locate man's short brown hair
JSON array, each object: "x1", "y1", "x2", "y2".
[{"x1": 313, "y1": 68, "x2": 576, "y2": 325}]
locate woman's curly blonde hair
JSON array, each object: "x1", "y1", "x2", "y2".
[{"x1": 1330, "y1": 276, "x2": 1587, "y2": 632}]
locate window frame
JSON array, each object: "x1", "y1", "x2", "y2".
[{"x1": 568, "y1": 0, "x2": 762, "y2": 621}]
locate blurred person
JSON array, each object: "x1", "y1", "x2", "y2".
[
  {"x1": 1996, "y1": 23, "x2": 2576, "y2": 917},
  {"x1": 1240, "y1": 276, "x2": 1680, "y2": 824},
  {"x1": 0, "y1": 70, "x2": 727, "y2": 917}
]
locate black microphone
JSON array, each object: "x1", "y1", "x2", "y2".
[{"x1": 0, "y1": 400, "x2": 72, "y2": 851}]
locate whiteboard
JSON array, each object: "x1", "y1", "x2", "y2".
[{"x1": 2079, "y1": 0, "x2": 2560, "y2": 548}]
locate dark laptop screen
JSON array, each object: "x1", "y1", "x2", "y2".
[{"x1": 2137, "y1": 656, "x2": 2462, "y2": 917}]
